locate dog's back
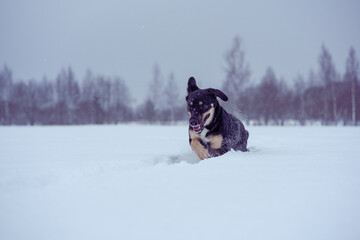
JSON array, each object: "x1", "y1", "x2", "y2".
[
  {"x1": 212, "y1": 106, "x2": 249, "y2": 153},
  {"x1": 227, "y1": 112, "x2": 249, "y2": 152}
]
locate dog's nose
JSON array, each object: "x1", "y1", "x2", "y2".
[{"x1": 190, "y1": 119, "x2": 198, "y2": 126}]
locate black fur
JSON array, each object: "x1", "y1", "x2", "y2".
[{"x1": 186, "y1": 77, "x2": 249, "y2": 158}]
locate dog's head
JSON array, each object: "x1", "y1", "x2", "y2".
[{"x1": 186, "y1": 77, "x2": 228, "y2": 133}]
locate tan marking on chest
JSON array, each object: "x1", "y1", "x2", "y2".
[
  {"x1": 189, "y1": 129, "x2": 200, "y2": 140},
  {"x1": 207, "y1": 134, "x2": 223, "y2": 149}
]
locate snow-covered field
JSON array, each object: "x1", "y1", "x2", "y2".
[{"x1": 1, "y1": 125, "x2": 360, "y2": 240}]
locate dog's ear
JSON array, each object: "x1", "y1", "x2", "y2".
[
  {"x1": 187, "y1": 77, "x2": 199, "y2": 93},
  {"x1": 208, "y1": 88, "x2": 228, "y2": 102}
]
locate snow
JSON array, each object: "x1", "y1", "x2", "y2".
[{"x1": 1, "y1": 125, "x2": 360, "y2": 240}]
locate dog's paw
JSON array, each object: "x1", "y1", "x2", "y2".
[
  {"x1": 191, "y1": 139, "x2": 211, "y2": 160},
  {"x1": 197, "y1": 148, "x2": 211, "y2": 160}
]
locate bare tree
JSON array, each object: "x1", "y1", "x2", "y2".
[
  {"x1": 79, "y1": 70, "x2": 96, "y2": 124},
  {"x1": 162, "y1": 72, "x2": 179, "y2": 122},
  {"x1": 294, "y1": 75, "x2": 307, "y2": 125},
  {"x1": 0, "y1": 65, "x2": 12, "y2": 124},
  {"x1": 55, "y1": 67, "x2": 80, "y2": 124},
  {"x1": 345, "y1": 47, "x2": 359, "y2": 125},
  {"x1": 318, "y1": 45, "x2": 338, "y2": 124},
  {"x1": 136, "y1": 98, "x2": 156, "y2": 123},
  {"x1": 148, "y1": 64, "x2": 164, "y2": 111},
  {"x1": 95, "y1": 76, "x2": 112, "y2": 123},
  {"x1": 110, "y1": 77, "x2": 133, "y2": 122},
  {"x1": 222, "y1": 37, "x2": 251, "y2": 111},
  {"x1": 9, "y1": 82, "x2": 29, "y2": 124},
  {"x1": 256, "y1": 68, "x2": 280, "y2": 125},
  {"x1": 37, "y1": 77, "x2": 55, "y2": 124}
]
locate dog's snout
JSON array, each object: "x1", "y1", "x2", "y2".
[{"x1": 189, "y1": 119, "x2": 198, "y2": 126}]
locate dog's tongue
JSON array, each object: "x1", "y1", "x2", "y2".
[{"x1": 193, "y1": 125, "x2": 201, "y2": 132}]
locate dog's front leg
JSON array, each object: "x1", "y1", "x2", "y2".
[{"x1": 190, "y1": 139, "x2": 211, "y2": 160}]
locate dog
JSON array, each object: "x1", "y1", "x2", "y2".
[{"x1": 186, "y1": 77, "x2": 249, "y2": 160}]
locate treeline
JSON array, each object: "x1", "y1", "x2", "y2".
[
  {"x1": 0, "y1": 37, "x2": 359, "y2": 126},
  {"x1": 222, "y1": 38, "x2": 359, "y2": 126},
  {"x1": 0, "y1": 66, "x2": 186, "y2": 125}
]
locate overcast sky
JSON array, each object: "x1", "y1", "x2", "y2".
[{"x1": 1, "y1": 0, "x2": 359, "y2": 103}]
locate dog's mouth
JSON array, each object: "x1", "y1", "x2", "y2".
[
  {"x1": 191, "y1": 124, "x2": 203, "y2": 133},
  {"x1": 190, "y1": 114, "x2": 210, "y2": 133}
]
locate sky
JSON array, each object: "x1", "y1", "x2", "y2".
[{"x1": 1, "y1": 0, "x2": 359, "y2": 103}]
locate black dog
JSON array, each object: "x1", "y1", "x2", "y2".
[{"x1": 186, "y1": 77, "x2": 249, "y2": 160}]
